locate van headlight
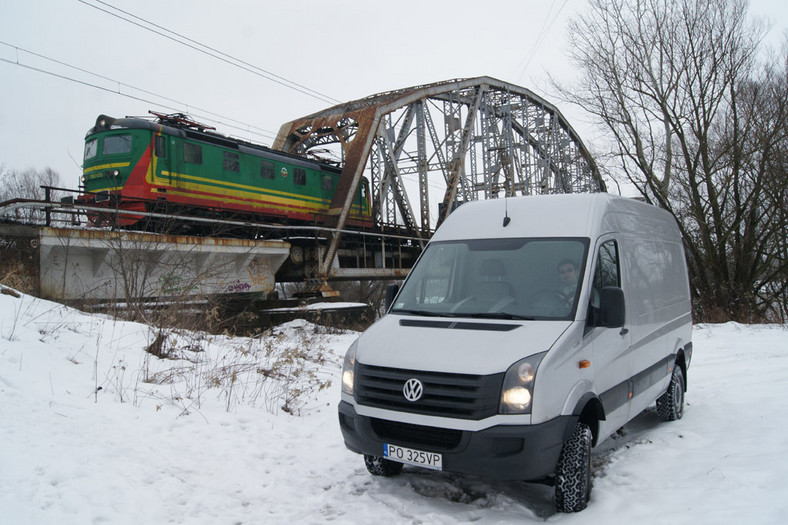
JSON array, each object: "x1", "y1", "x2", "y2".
[
  {"x1": 341, "y1": 340, "x2": 358, "y2": 396},
  {"x1": 499, "y1": 352, "x2": 546, "y2": 414}
]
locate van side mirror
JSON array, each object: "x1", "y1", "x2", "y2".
[
  {"x1": 599, "y1": 286, "x2": 626, "y2": 328},
  {"x1": 384, "y1": 283, "x2": 400, "y2": 312}
]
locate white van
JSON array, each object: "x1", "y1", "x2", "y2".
[{"x1": 338, "y1": 193, "x2": 692, "y2": 512}]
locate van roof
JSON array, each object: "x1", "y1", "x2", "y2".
[{"x1": 431, "y1": 193, "x2": 680, "y2": 242}]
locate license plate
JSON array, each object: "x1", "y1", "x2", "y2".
[{"x1": 383, "y1": 443, "x2": 443, "y2": 470}]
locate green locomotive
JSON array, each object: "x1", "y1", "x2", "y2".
[{"x1": 80, "y1": 112, "x2": 372, "y2": 228}]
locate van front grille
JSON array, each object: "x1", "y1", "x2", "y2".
[
  {"x1": 370, "y1": 418, "x2": 463, "y2": 450},
  {"x1": 355, "y1": 363, "x2": 504, "y2": 420}
]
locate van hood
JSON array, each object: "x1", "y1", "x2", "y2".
[{"x1": 355, "y1": 314, "x2": 572, "y2": 375}]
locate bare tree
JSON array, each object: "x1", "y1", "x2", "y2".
[
  {"x1": 0, "y1": 166, "x2": 63, "y2": 221},
  {"x1": 331, "y1": 279, "x2": 396, "y2": 318},
  {"x1": 557, "y1": 0, "x2": 788, "y2": 321},
  {"x1": 0, "y1": 166, "x2": 61, "y2": 200}
]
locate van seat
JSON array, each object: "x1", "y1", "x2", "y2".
[{"x1": 473, "y1": 258, "x2": 515, "y2": 306}]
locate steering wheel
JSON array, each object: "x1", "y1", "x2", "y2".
[{"x1": 529, "y1": 289, "x2": 570, "y2": 316}]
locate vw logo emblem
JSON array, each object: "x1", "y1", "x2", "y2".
[{"x1": 403, "y1": 378, "x2": 423, "y2": 402}]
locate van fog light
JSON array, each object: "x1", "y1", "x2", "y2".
[{"x1": 502, "y1": 387, "x2": 531, "y2": 411}]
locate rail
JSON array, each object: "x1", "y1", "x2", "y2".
[{"x1": 0, "y1": 190, "x2": 424, "y2": 244}]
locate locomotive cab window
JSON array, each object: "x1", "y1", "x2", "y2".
[
  {"x1": 322, "y1": 175, "x2": 333, "y2": 192},
  {"x1": 154, "y1": 135, "x2": 166, "y2": 158},
  {"x1": 84, "y1": 139, "x2": 97, "y2": 160},
  {"x1": 103, "y1": 134, "x2": 132, "y2": 155},
  {"x1": 183, "y1": 142, "x2": 202, "y2": 165},
  {"x1": 261, "y1": 160, "x2": 275, "y2": 179},
  {"x1": 294, "y1": 167, "x2": 306, "y2": 186},
  {"x1": 223, "y1": 152, "x2": 240, "y2": 172}
]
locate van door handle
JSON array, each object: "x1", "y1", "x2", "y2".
[{"x1": 620, "y1": 327, "x2": 629, "y2": 336}]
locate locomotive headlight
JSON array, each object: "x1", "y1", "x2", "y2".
[
  {"x1": 499, "y1": 352, "x2": 546, "y2": 414},
  {"x1": 81, "y1": 175, "x2": 86, "y2": 183},
  {"x1": 341, "y1": 340, "x2": 358, "y2": 396},
  {"x1": 113, "y1": 169, "x2": 119, "y2": 177}
]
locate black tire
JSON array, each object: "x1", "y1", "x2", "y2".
[
  {"x1": 656, "y1": 364, "x2": 685, "y2": 422},
  {"x1": 363, "y1": 454, "x2": 404, "y2": 477},
  {"x1": 555, "y1": 422, "x2": 593, "y2": 513}
]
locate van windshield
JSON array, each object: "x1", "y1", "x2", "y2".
[{"x1": 391, "y1": 238, "x2": 588, "y2": 320}]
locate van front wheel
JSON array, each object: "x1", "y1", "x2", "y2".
[
  {"x1": 363, "y1": 454, "x2": 403, "y2": 476},
  {"x1": 657, "y1": 364, "x2": 685, "y2": 422},
  {"x1": 555, "y1": 421, "x2": 593, "y2": 512}
]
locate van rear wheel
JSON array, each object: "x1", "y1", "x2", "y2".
[
  {"x1": 555, "y1": 421, "x2": 593, "y2": 513},
  {"x1": 656, "y1": 364, "x2": 685, "y2": 421},
  {"x1": 363, "y1": 454, "x2": 403, "y2": 476}
]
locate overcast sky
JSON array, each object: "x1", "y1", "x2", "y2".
[{"x1": 1, "y1": 0, "x2": 786, "y2": 192}]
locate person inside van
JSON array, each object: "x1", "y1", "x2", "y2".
[{"x1": 557, "y1": 258, "x2": 580, "y2": 302}]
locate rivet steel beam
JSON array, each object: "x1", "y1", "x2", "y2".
[{"x1": 273, "y1": 77, "x2": 604, "y2": 279}]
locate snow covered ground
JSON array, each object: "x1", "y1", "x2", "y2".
[{"x1": 1, "y1": 288, "x2": 787, "y2": 524}]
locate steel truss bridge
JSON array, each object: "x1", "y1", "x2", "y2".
[
  {"x1": 1, "y1": 77, "x2": 604, "y2": 304},
  {"x1": 275, "y1": 76, "x2": 604, "y2": 277}
]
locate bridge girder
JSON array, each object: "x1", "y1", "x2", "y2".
[{"x1": 273, "y1": 76, "x2": 604, "y2": 277}]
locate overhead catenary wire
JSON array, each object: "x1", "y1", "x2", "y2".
[
  {"x1": 76, "y1": 0, "x2": 341, "y2": 106},
  {"x1": 0, "y1": 41, "x2": 279, "y2": 141},
  {"x1": 2, "y1": 42, "x2": 452, "y2": 194},
  {"x1": 511, "y1": 0, "x2": 571, "y2": 83}
]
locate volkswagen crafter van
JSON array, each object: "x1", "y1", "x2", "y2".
[{"x1": 338, "y1": 193, "x2": 692, "y2": 512}]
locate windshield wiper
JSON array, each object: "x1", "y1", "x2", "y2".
[
  {"x1": 391, "y1": 308, "x2": 447, "y2": 317},
  {"x1": 464, "y1": 312, "x2": 536, "y2": 320},
  {"x1": 392, "y1": 309, "x2": 534, "y2": 320}
]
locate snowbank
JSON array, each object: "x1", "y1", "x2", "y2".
[{"x1": 1, "y1": 289, "x2": 786, "y2": 523}]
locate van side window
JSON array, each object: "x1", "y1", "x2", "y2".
[{"x1": 588, "y1": 240, "x2": 620, "y2": 325}]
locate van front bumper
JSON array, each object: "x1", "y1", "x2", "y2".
[{"x1": 338, "y1": 401, "x2": 577, "y2": 481}]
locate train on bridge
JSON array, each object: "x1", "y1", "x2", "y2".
[
  {"x1": 2, "y1": 78, "x2": 605, "y2": 307},
  {"x1": 78, "y1": 112, "x2": 373, "y2": 231}
]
